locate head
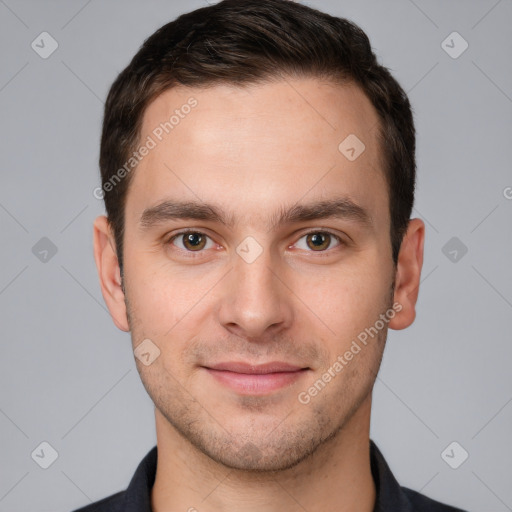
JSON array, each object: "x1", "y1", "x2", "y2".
[{"x1": 94, "y1": 0, "x2": 424, "y2": 472}]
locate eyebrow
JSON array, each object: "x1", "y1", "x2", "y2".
[{"x1": 139, "y1": 197, "x2": 373, "y2": 232}]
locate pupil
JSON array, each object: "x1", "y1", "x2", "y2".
[
  {"x1": 311, "y1": 233, "x2": 325, "y2": 246},
  {"x1": 187, "y1": 233, "x2": 202, "y2": 246}
]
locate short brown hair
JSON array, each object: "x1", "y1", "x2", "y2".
[{"x1": 99, "y1": 0, "x2": 416, "y2": 274}]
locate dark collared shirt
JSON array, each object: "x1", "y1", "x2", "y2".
[{"x1": 72, "y1": 440, "x2": 467, "y2": 511}]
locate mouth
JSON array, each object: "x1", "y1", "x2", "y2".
[{"x1": 201, "y1": 361, "x2": 310, "y2": 395}]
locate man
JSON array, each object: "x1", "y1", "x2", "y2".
[{"x1": 78, "y1": 0, "x2": 467, "y2": 510}]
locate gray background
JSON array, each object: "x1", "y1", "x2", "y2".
[{"x1": 0, "y1": 0, "x2": 511, "y2": 511}]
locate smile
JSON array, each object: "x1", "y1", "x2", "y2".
[{"x1": 202, "y1": 361, "x2": 309, "y2": 395}]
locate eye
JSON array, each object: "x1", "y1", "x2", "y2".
[
  {"x1": 166, "y1": 229, "x2": 344, "y2": 255},
  {"x1": 168, "y1": 231, "x2": 215, "y2": 252},
  {"x1": 294, "y1": 231, "x2": 342, "y2": 252}
]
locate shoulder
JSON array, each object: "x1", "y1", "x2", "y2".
[
  {"x1": 70, "y1": 490, "x2": 125, "y2": 512},
  {"x1": 402, "y1": 486, "x2": 468, "y2": 512}
]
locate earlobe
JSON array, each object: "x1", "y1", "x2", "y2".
[
  {"x1": 388, "y1": 218, "x2": 425, "y2": 331},
  {"x1": 93, "y1": 215, "x2": 130, "y2": 332}
]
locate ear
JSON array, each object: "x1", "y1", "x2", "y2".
[
  {"x1": 93, "y1": 215, "x2": 130, "y2": 332},
  {"x1": 388, "y1": 218, "x2": 425, "y2": 331}
]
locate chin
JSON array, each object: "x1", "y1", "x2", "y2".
[{"x1": 203, "y1": 439, "x2": 319, "y2": 473}]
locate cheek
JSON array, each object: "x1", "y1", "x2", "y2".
[
  {"x1": 124, "y1": 253, "x2": 215, "y2": 375},
  {"x1": 305, "y1": 259, "x2": 392, "y2": 350},
  {"x1": 124, "y1": 248, "x2": 197, "y2": 329}
]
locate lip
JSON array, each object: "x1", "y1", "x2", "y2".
[
  {"x1": 202, "y1": 361, "x2": 309, "y2": 395},
  {"x1": 206, "y1": 361, "x2": 305, "y2": 373}
]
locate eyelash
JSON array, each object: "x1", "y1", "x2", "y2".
[{"x1": 165, "y1": 229, "x2": 345, "y2": 257}]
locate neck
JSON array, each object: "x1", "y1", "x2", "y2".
[{"x1": 151, "y1": 395, "x2": 376, "y2": 512}]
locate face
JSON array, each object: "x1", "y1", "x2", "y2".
[{"x1": 96, "y1": 77, "x2": 420, "y2": 472}]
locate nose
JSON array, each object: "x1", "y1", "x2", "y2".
[{"x1": 216, "y1": 244, "x2": 294, "y2": 342}]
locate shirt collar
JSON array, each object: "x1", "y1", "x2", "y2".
[
  {"x1": 121, "y1": 444, "x2": 157, "y2": 511},
  {"x1": 369, "y1": 439, "x2": 413, "y2": 511},
  {"x1": 121, "y1": 439, "x2": 410, "y2": 511}
]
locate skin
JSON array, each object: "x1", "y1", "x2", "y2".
[{"x1": 94, "y1": 77, "x2": 424, "y2": 512}]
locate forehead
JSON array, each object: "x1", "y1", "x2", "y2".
[
  {"x1": 126, "y1": 77, "x2": 388, "y2": 231},
  {"x1": 141, "y1": 78, "x2": 380, "y2": 153}
]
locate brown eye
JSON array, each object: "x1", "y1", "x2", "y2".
[
  {"x1": 170, "y1": 231, "x2": 212, "y2": 252},
  {"x1": 306, "y1": 232, "x2": 330, "y2": 251},
  {"x1": 295, "y1": 231, "x2": 342, "y2": 252},
  {"x1": 183, "y1": 232, "x2": 206, "y2": 251}
]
